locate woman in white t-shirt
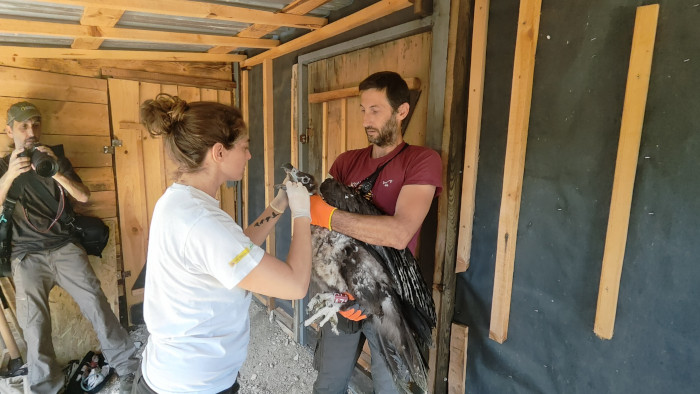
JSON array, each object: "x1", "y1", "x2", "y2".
[{"x1": 133, "y1": 94, "x2": 312, "y2": 394}]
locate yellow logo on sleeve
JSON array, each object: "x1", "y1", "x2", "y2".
[{"x1": 229, "y1": 243, "x2": 254, "y2": 266}]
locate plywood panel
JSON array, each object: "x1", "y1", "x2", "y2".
[
  {"x1": 0, "y1": 65, "x2": 108, "y2": 104},
  {"x1": 201, "y1": 88, "x2": 219, "y2": 102},
  {"x1": 177, "y1": 85, "x2": 201, "y2": 102}
]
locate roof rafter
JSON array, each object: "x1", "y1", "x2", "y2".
[
  {"x1": 0, "y1": 18, "x2": 279, "y2": 49},
  {"x1": 0, "y1": 46, "x2": 246, "y2": 62},
  {"x1": 242, "y1": 0, "x2": 413, "y2": 68},
  {"x1": 42, "y1": 0, "x2": 327, "y2": 30},
  {"x1": 208, "y1": 0, "x2": 333, "y2": 54},
  {"x1": 72, "y1": 7, "x2": 125, "y2": 50}
]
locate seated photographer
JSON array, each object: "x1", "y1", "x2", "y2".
[{"x1": 0, "y1": 101, "x2": 138, "y2": 393}]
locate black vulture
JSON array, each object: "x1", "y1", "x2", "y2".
[{"x1": 281, "y1": 163, "x2": 436, "y2": 394}]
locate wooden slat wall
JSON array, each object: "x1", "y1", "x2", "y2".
[
  {"x1": 0, "y1": 65, "x2": 118, "y2": 365},
  {"x1": 307, "y1": 32, "x2": 432, "y2": 181},
  {"x1": 110, "y1": 80, "x2": 238, "y2": 325}
]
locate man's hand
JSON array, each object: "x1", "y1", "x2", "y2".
[
  {"x1": 5, "y1": 148, "x2": 32, "y2": 182},
  {"x1": 338, "y1": 293, "x2": 367, "y2": 321},
  {"x1": 310, "y1": 195, "x2": 337, "y2": 230}
]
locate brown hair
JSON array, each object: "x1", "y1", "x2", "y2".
[{"x1": 140, "y1": 94, "x2": 247, "y2": 173}]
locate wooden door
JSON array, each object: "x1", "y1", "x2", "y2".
[{"x1": 108, "y1": 80, "x2": 237, "y2": 325}]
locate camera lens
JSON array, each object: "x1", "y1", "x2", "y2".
[{"x1": 31, "y1": 150, "x2": 58, "y2": 177}]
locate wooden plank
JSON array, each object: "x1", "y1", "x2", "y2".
[
  {"x1": 0, "y1": 59, "x2": 232, "y2": 80},
  {"x1": 489, "y1": 0, "x2": 542, "y2": 344},
  {"x1": 0, "y1": 135, "x2": 112, "y2": 167},
  {"x1": 73, "y1": 190, "x2": 117, "y2": 218},
  {"x1": 109, "y1": 78, "x2": 148, "y2": 325},
  {"x1": 217, "y1": 90, "x2": 232, "y2": 106},
  {"x1": 2, "y1": 47, "x2": 245, "y2": 63},
  {"x1": 240, "y1": 70, "x2": 250, "y2": 227},
  {"x1": 291, "y1": 64, "x2": 299, "y2": 169},
  {"x1": 0, "y1": 17, "x2": 279, "y2": 49},
  {"x1": 0, "y1": 97, "x2": 109, "y2": 137},
  {"x1": 209, "y1": 0, "x2": 332, "y2": 54},
  {"x1": 101, "y1": 68, "x2": 236, "y2": 90},
  {"x1": 0, "y1": 65, "x2": 108, "y2": 104},
  {"x1": 456, "y1": 0, "x2": 490, "y2": 273},
  {"x1": 0, "y1": 278, "x2": 17, "y2": 317},
  {"x1": 308, "y1": 77, "x2": 421, "y2": 103},
  {"x1": 448, "y1": 323, "x2": 468, "y2": 394},
  {"x1": 139, "y1": 83, "x2": 168, "y2": 227},
  {"x1": 75, "y1": 167, "x2": 115, "y2": 192},
  {"x1": 594, "y1": 4, "x2": 659, "y2": 340},
  {"x1": 242, "y1": 0, "x2": 413, "y2": 68},
  {"x1": 177, "y1": 86, "x2": 201, "y2": 102},
  {"x1": 201, "y1": 88, "x2": 219, "y2": 102},
  {"x1": 71, "y1": 7, "x2": 124, "y2": 50},
  {"x1": 262, "y1": 59, "x2": 276, "y2": 254},
  {"x1": 321, "y1": 102, "x2": 329, "y2": 178},
  {"x1": 46, "y1": 0, "x2": 327, "y2": 29}
]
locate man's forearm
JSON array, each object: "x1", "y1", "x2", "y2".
[
  {"x1": 331, "y1": 210, "x2": 414, "y2": 250},
  {"x1": 53, "y1": 173, "x2": 90, "y2": 203}
]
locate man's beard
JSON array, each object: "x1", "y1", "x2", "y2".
[{"x1": 365, "y1": 114, "x2": 399, "y2": 147}]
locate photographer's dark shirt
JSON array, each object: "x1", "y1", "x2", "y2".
[{"x1": 0, "y1": 154, "x2": 82, "y2": 258}]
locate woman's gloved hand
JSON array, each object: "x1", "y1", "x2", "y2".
[
  {"x1": 285, "y1": 181, "x2": 311, "y2": 219},
  {"x1": 269, "y1": 176, "x2": 290, "y2": 213}
]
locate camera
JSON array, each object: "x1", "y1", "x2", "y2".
[{"x1": 18, "y1": 145, "x2": 58, "y2": 177}]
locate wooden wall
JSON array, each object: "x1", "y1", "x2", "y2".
[
  {"x1": 306, "y1": 32, "x2": 432, "y2": 181},
  {"x1": 0, "y1": 65, "x2": 118, "y2": 364}
]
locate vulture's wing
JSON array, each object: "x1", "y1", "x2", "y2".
[{"x1": 319, "y1": 178, "x2": 436, "y2": 345}]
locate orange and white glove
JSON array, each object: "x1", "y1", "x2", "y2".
[{"x1": 310, "y1": 195, "x2": 337, "y2": 230}]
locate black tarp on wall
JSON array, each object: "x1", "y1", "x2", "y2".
[{"x1": 456, "y1": 0, "x2": 700, "y2": 392}]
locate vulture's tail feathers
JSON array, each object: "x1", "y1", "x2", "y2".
[{"x1": 374, "y1": 296, "x2": 429, "y2": 393}]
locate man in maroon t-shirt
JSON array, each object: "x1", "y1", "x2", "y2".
[{"x1": 309, "y1": 71, "x2": 442, "y2": 393}]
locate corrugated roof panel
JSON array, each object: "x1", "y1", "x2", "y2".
[
  {"x1": 0, "y1": 33, "x2": 73, "y2": 47},
  {"x1": 99, "y1": 40, "x2": 212, "y2": 53},
  {"x1": 0, "y1": 0, "x2": 82, "y2": 23},
  {"x1": 207, "y1": 0, "x2": 354, "y2": 16},
  {"x1": 116, "y1": 11, "x2": 249, "y2": 36}
]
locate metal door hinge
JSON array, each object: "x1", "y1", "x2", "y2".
[
  {"x1": 117, "y1": 270, "x2": 131, "y2": 280},
  {"x1": 103, "y1": 139, "x2": 123, "y2": 154}
]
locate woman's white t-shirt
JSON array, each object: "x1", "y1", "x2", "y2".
[{"x1": 141, "y1": 183, "x2": 264, "y2": 393}]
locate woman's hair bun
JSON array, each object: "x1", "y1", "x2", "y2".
[{"x1": 140, "y1": 93, "x2": 188, "y2": 136}]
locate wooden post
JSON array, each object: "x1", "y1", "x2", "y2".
[
  {"x1": 241, "y1": 69, "x2": 250, "y2": 227},
  {"x1": 594, "y1": 4, "x2": 659, "y2": 340},
  {"x1": 448, "y1": 323, "x2": 469, "y2": 394},
  {"x1": 456, "y1": 0, "x2": 490, "y2": 273},
  {"x1": 489, "y1": 0, "x2": 541, "y2": 344},
  {"x1": 262, "y1": 59, "x2": 276, "y2": 312}
]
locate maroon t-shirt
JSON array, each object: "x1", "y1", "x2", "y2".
[{"x1": 329, "y1": 142, "x2": 442, "y2": 254}]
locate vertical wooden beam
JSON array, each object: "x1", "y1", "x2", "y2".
[
  {"x1": 241, "y1": 69, "x2": 250, "y2": 227},
  {"x1": 448, "y1": 323, "x2": 469, "y2": 394},
  {"x1": 291, "y1": 64, "x2": 299, "y2": 169},
  {"x1": 261, "y1": 59, "x2": 277, "y2": 313},
  {"x1": 340, "y1": 98, "x2": 347, "y2": 153},
  {"x1": 432, "y1": 0, "x2": 471, "y2": 391},
  {"x1": 321, "y1": 101, "x2": 329, "y2": 177},
  {"x1": 456, "y1": 0, "x2": 490, "y2": 273},
  {"x1": 262, "y1": 58, "x2": 276, "y2": 255},
  {"x1": 489, "y1": 0, "x2": 541, "y2": 344},
  {"x1": 594, "y1": 4, "x2": 659, "y2": 340}
]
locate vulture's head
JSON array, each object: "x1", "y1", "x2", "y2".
[{"x1": 282, "y1": 163, "x2": 318, "y2": 194}]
